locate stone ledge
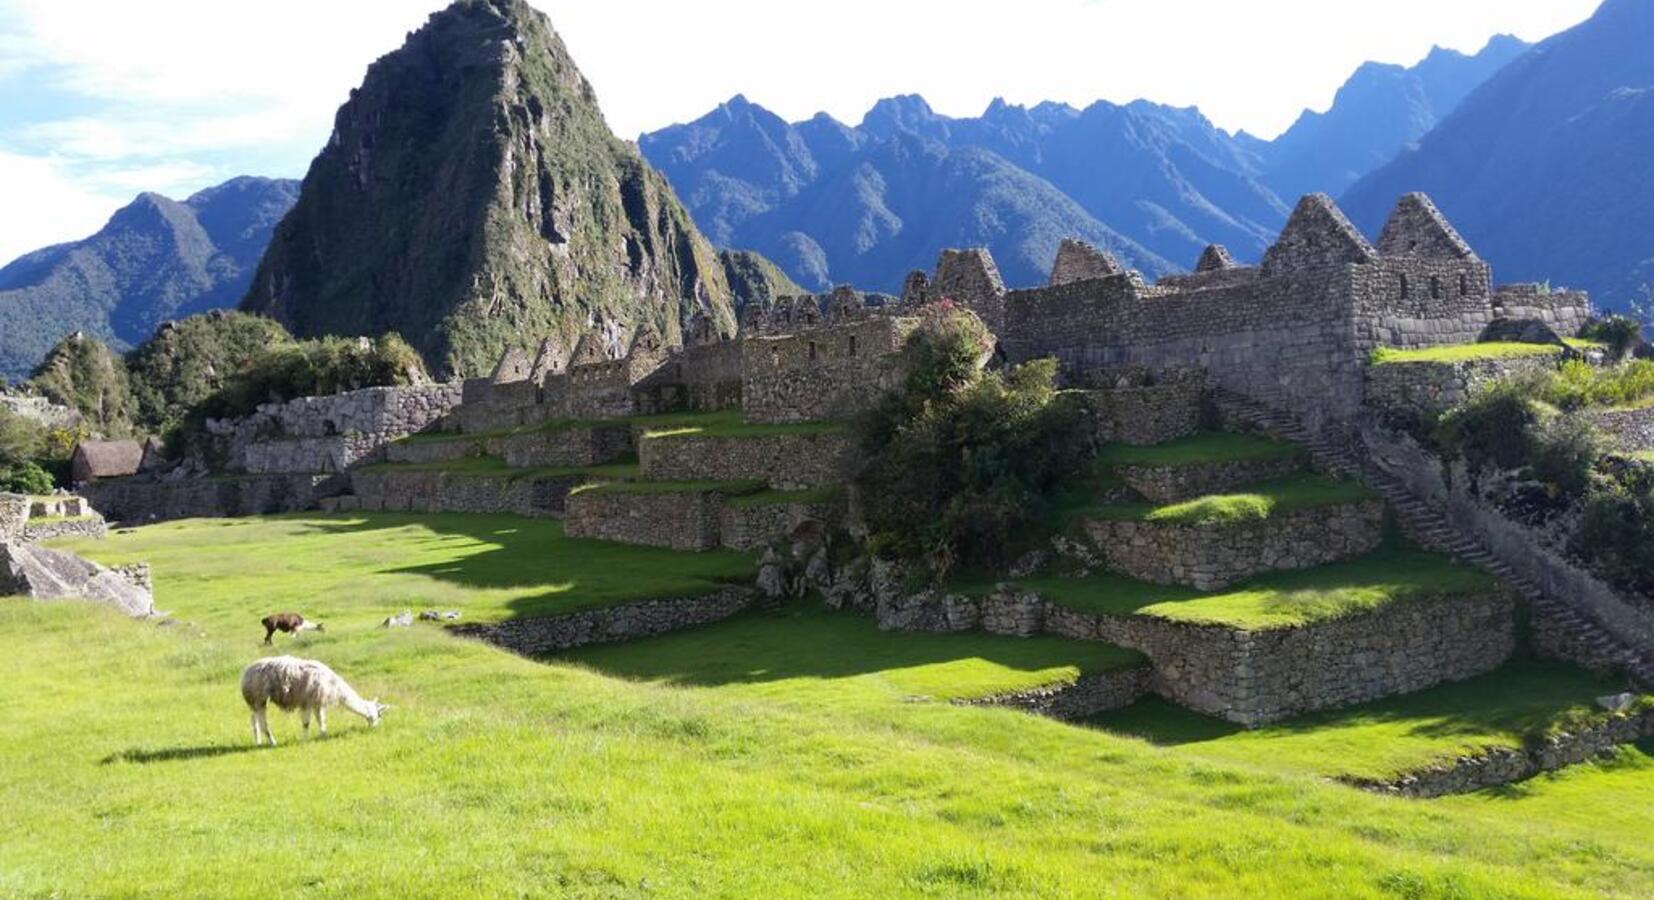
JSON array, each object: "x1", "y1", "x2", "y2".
[
  {"x1": 349, "y1": 468, "x2": 584, "y2": 518},
  {"x1": 448, "y1": 587, "x2": 754, "y2": 655},
  {"x1": 1114, "y1": 454, "x2": 1305, "y2": 503},
  {"x1": 1341, "y1": 706, "x2": 1654, "y2": 798},
  {"x1": 954, "y1": 667, "x2": 1151, "y2": 720},
  {"x1": 1081, "y1": 499, "x2": 1385, "y2": 590},
  {"x1": 564, "y1": 487, "x2": 726, "y2": 551},
  {"x1": 638, "y1": 430, "x2": 857, "y2": 490}
]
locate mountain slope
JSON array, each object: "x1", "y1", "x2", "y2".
[
  {"x1": 242, "y1": 0, "x2": 739, "y2": 376},
  {"x1": 1255, "y1": 36, "x2": 1529, "y2": 201},
  {"x1": 1342, "y1": 0, "x2": 1654, "y2": 310},
  {"x1": 0, "y1": 177, "x2": 298, "y2": 381}
]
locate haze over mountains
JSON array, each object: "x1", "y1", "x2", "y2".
[
  {"x1": 638, "y1": 35, "x2": 1529, "y2": 293},
  {"x1": 1344, "y1": 0, "x2": 1654, "y2": 309},
  {"x1": 0, "y1": 177, "x2": 298, "y2": 380}
]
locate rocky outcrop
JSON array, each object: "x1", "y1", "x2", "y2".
[
  {"x1": 0, "y1": 543, "x2": 154, "y2": 618},
  {"x1": 241, "y1": 0, "x2": 739, "y2": 376}
]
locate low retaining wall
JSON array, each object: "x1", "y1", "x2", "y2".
[
  {"x1": 564, "y1": 488, "x2": 725, "y2": 551},
  {"x1": 22, "y1": 517, "x2": 107, "y2": 543},
  {"x1": 1592, "y1": 407, "x2": 1654, "y2": 453},
  {"x1": 385, "y1": 437, "x2": 490, "y2": 466},
  {"x1": 639, "y1": 431, "x2": 857, "y2": 490},
  {"x1": 720, "y1": 497, "x2": 841, "y2": 551},
  {"x1": 501, "y1": 425, "x2": 633, "y2": 468},
  {"x1": 1081, "y1": 500, "x2": 1384, "y2": 590},
  {"x1": 1343, "y1": 706, "x2": 1654, "y2": 798},
  {"x1": 448, "y1": 587, "x2": 754, "y2": 655},
  {"x1": 84, "y1": 475, "x2": 336, "y2": 523},
  {"x1": 955, "y1": 667, "x2": 1152, "y2": 720},
  {"x1": 1363, "y1": 355, "x2": 1557, "y2": 426},
  {"x1": 877, "y1": 585, "x2": 1515, "y2": 726},
  {"x1": 348, "y1": 469, "x2": 585, "y2": 518},
  {"x1": 1076, "y1": 375, "x2": 1204, "y2": 447},
  {"x1": 1115, "y1": 455, "x2": 1305, "y2": 503}
]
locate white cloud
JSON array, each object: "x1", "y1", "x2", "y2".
[{"x1": 0, "y1": 152, "x2": 127, "y2": 265}]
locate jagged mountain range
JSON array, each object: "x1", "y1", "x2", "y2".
[
  {"x1": 638, "y1": 34, "x2": 1529, "y2": 293},
  {"x1": 1344, "y1": 0, "x2": 1654, "y2": 311},
  {"x1": 0, "y1": 177, "x2": 298, "y2": 380}
]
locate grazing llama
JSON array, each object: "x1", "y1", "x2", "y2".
[
  {"x1": 240, "y1": 656, "x2": 388, "y2": 746},
  {"x1": 261, "y1": 612, "x2": 324, "y2": 645}
]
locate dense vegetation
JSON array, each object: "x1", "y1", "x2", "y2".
[
  {"x1": 857, "y1": 307, "x2": 1090, "y2": 573},
  {"x1": 1433, "y1": 358, "x2": 1654, "y2": 596}
]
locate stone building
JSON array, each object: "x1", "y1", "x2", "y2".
[{"x1": 70, "y1": 440, "x2": 144, "y2": 485}]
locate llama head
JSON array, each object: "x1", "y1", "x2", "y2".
[{"x1": 367, "y1": 700, "x2": 390, "y2": 726}]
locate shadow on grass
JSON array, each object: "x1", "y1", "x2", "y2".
[
  {"x1": 103, "y1": 730, "x2": 365, "y2": 764},
  {"x1": 285, "y1": 512, "x2": 756, "y2": 618},
  {"x1": 557, "y1": 602, "x2": 1144, "y2": 691},
  {"x1": 1088, "y1": 660, "x2": 1628, "y2": 748}
]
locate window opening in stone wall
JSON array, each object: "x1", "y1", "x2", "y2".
[
  {"x1": 808, "y1": 341, "x2": 818, "y2": 361},
  {"x1": 1430, "y1": 276, "x2": 1442, "y2": 300},
  {"x1": 1459, "y1": 274, "x2": 1469, "y2": 297},
  {"x1": 1400, "y1": 274, "x2": 1409, "y2": 299},
  {"x1": 847, "y1": 335, "x2": 857, "y2": 357}
]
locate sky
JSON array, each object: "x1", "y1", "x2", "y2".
[{"x1": 0, "y1": 0, "x2": 1601, "y2": 267}]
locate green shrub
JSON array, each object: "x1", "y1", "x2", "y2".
[
  {"x1": 0, "y1": 461, "x2": 54, "y2": 494},
  {"x1": 1541, "y1": 359, "x2": 1654, "y2": 411},
  {"x1": 858, "y1": 309, "x2": 1088, "y2": 575},
  {"x1": 126, "y1": 311, "x2": 291, "y2": 433},
  {"x1": 193, "y1": 334, "x2": 429, "y2": 423},
  {"x1": 1581, "y1": 468, "x2": 1654, "y2": 596},
  {"x1": 1434, "y1": 381, "x2": 1540, "y2": 473},
  {"x1": 1527, "y1": 413, "x2": 1605, "y2": 496},
  {"x1": 1579, "y1": 315, "x2": 1643, "y2": 360},
  {"x1": 28, "y1": 334, "x2": 137, "y2": 437}
]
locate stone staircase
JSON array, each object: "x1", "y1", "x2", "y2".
[{"x1": 1215, "y1": 387, "x2": 1654, "y2": 686}]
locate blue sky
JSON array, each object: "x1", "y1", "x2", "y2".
[{"x1": 0, "y1": 0, "x2": 1601, "y2": 266}]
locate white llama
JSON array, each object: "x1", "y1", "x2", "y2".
[{"x1": 239, "y1": 656, "x2": 389, "y2": 746}]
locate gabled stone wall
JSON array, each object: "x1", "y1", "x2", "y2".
[{"x1": 742, "y1": 317, "x2": 918, "y2": 424}]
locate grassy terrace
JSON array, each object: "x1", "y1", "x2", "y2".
[
  {"x1": 357, "y1": 453, "x2": 642, "y2": 482},
  {"x1": 55, "y1": 514, "x2": 751, "y2": 623},
  {"x1": 1076, "y1": 473, "x2": 1378, "y2": 526},
  {"x1": 1090, "y1": 660, "x2": 1651, "y2": 782},
  {"x1": 576, "y1": 478, "x2": 767, "y2": 497},
  {"x1": 953, "y1": 548, "x2": 1496, "y2": 630},
  {"x1": 6, "y1": 513, "x2": 1652, "y2": 895},
  {"x1": 1096, "y1": 432, "x2": 1305, "y2": 468},
  {"x1": 399, "y1": 409, "x2": 850, "y2": 446},
  {"x1": 1368, "y1": 342, "x2": 1566, "y2": 365},
  {"x1": 725, "y1": 486, "x2": 843, "y2": 508}
]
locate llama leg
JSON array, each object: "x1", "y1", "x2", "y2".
[
  {"x1": 300, "y1": 707, "x2": 311, "y2": 738},
  {"x1": 250, "y1": 709, "x2": 262, "y2": 745},
  {"x1": 261, "y1": 709, "x2": 276, "y2": 747},
  {"x1": 317, "y1": 707, "x2": 327, "y2": 736}
]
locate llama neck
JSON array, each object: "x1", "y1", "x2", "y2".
[{"x1": 336, "y1": 683, "x2": 376, "y2": 720}]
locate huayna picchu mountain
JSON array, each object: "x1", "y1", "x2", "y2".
[
  {"x1": 0, "y1": 176, "x2": 298, "y2": 381},
  {"x1": 242, "y1": 0, "x2": 744, "y2": 376}
]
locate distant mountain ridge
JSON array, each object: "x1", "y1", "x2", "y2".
[
  {"x1": 1343, "y1": 0, "x2": 1654, "y2": 312},
  {"x1": 639, "y1": 35, "x2": 1527, "y2": 294},
  {"x1": 0, "y1": 176, "x2": 298, "y2": 380}
]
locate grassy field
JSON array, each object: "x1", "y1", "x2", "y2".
[
  {"x1": 1369, "y1": 343, "x2": 1567, "y2": 365},
  {"x1": 1077, "y1": 473, "x2": 1378, "y2": 526},
  {"x1": 1096, "y1": 432, "x2": 1305, "y2": 468},
  {"x1": 3, "y1": 513, "x2": 1651, "y2": 897},
  {"x1": 956, "y1": 548, "x2": 1496, "y2": 630}
]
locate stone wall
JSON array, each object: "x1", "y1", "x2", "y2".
[
  {"x1": 742, "y1": 317, "x2": 917, "y2": 424},
  {"x1": 500, "y1": 425, "x2": 633, "y2": 468},
  {"x1": 638, "y1": 431, "x2": 857, "y2": 490},
  {"x1": 449, "y1": 588, "x2": 753, "y2": 655},
  {"x1": 1492, "y1": 284, "x2": 1592, "y2": 338},
  {"x1": 1360, "y1": 423, "x2": 1654, "y2": 657},
  {"x1": 1074, "y1": 369, "x2": 1206, "y2": 447},
  {"x1": 1592, "y1": 407, "x2": 1654, "y2": 453},
  {"x1": 878, "y1": 585, "x2": 1515, "y2": 726},
  {"x1": 348, "y1": 469, "x2": 583, "y2": 518},
  {"x1": 23, "y1": 516, "x2": 107, "y2": 543},
  {"x1": 1364, "y1": 355, "x2": 1560, "y2": 425},
  {"x1": 955, "y1": 667, "x2": 1151, "y2": 720},
  {"x1": 632, "y1": 341, "x2": 744, "y2": 414},
  {"x1": 564, "y1": 488, "x2": 725, "y2": 551},
  {"x1": 1343, "y1": 706, "x2": 1654, "y2": 798},
  {"x1": 85, "y1": 474, "x2": 336, "y2": 523},
  {"x1": 1080, "y1": 500, "x2": 1385, "y2": 590},
  {"x1": 0, "y1": 493, "x2": 26, "y2": 543},
  {"x1": 720, "y1": 495, "x2": 842, "y2": 551},
  {"x1": 1114, "y1": 455, "x2": 1305, "y2": 503},
  {"x1": 208, "y1": 383, "x2": 463, "y2": 474}
]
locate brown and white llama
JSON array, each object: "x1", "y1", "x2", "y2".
[
  {"x1": 239, "y1": 656, "x2": 388, "y2": 746},
  {"x1": 260, "y1": 612, "x2": 323, "y2": 645}
]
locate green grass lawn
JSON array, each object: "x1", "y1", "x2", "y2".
[
  {"x1": 957, "y1": 548, "x2": 1496, "y2": 630},
  {"x1": 5, "y1": 513, "x2": 1653, "y2": 897},
  {"x1": 1097, "y1": 432, "x2": 1305, "y2": 468},
  {"x1": 1077, "y1": 473, "x2": 1378, "y2": 526},
  {"x1": 1088, "y1": 661, "x2": 1647, "y2": 781},
  {"x1": 55, "y1": 514, "x2": 752, "y2": 623},
  {"x1": 639, "y1": 409, "x2": 850, "y2": 440},
  {"x1": 1369, "y1": 342, "x2": 1566, "y2": 365},
  {"x1": 724, "y1": 486, "x2": 842, "y2": 508}
]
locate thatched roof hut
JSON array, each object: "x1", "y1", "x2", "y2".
[{"x1": 70, "y1": 440, "x2": 144, "y2": 484}]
